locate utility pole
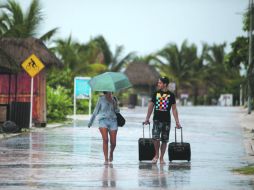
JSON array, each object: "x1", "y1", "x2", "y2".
[{"x1": 248, "y1": 0, "x2": 253, "y2": 114}]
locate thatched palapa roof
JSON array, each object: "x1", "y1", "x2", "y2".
[
  {"x1": 0, "y1": 37, "x2": 62, "y2": 74},
  {"x1": 0, "y1": 48, "x2": 19, "y2": 74},
  {"x1": 125, "y1": 62, "x2": 160, "y2": 86}
]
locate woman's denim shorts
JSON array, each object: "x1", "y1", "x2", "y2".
[{"x1": 99, "y1": 118, "x2": 118, "y2": 131}]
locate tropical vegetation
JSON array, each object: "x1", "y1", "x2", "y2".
[
  {"x1": 0, "y1": 0, "x2": 57, "y2": 41},
  {"x1": 0, "y1": 0, "x2": 253, "y2": 122}
]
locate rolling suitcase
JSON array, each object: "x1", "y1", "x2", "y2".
[
  {"x1": 168, "y1": 127, "x2": 191, "y2": 162},
  {"x1": 138, "y1": 123, "x2": 155, "y2": 161}
]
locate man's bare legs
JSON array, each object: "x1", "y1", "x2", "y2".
[
  {"x1": 152, "y1": 139, "x2": 160, "y2": 163},
  {"x1": 152, "y1": 140, "x2": 167, "y2": 164},
  {"x1": 160, "y1": 142, "x2": 167, "y2": 164}
]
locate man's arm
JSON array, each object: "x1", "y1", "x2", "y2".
[
  {"x1": 144, "y1": 101, "x2": 154, "y2": 124},
  {"x1": 172, "y1": 104, "x2": 181, "y2": 128}
]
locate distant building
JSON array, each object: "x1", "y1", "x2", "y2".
[
  {"x1": 0, "y1": 37, "x2": 62, "y2": 127},
  {"x1": 124, "y1": 62, "x2": 160, "y2": 107},
  {"x1": 218, "y1": 94, "x2": 233, "y2": 106}
]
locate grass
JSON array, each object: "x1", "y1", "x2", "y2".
[{"x1": 232, "y1": 166, "x2": 254, "y2": 175}]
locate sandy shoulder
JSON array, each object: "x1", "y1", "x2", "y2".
[{"x1": 239, "y1": 107, "x2": 254, "y2": 164}]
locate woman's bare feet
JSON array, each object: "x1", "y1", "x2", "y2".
[
  {"x1": 109, "y1": 153, "x2": 113, "y2": 162},
  {"x1": 104, "y1": 159, "x2": 109, "y2": 165},
  {"x1": 151, "y1": 157, "x2": 158, "y2": 164}
]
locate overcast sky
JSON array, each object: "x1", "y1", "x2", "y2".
[{"x1": 13, "y1": 0, "x2": 249, "y2": 55}]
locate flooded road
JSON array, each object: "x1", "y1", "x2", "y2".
[{"x1": 0, "y1": 106, "x2": 253, "y2": 190}]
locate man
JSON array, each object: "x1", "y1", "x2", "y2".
[{"x1": 143, "y1": 76, "x2": 181, "y2": 164}]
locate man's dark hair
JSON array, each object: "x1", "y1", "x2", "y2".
[{"x1": 159, "y1": 76, "x2": 169, "y2": 85}]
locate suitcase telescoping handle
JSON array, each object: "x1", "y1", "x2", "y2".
[
  {"x1": 175, "y1": 127, "x2": 183, "y2": 143},
  {"x1": 142, "y1": 123, "x2": 151, "y2": 138}
]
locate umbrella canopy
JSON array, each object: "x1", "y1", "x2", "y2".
[{"x1": 89, "y1": 72, "x2": 132, "y2": 92}]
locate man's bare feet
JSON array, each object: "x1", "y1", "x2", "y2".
[{"x1": 160, "y1": 159, "x2": 166, "y2": 164}]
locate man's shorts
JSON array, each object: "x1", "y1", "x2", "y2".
[
  {"x1": 99, "y1": 118, "x2": 118, "y2": 131},
  {"x1": 152, "y1": 120, "x2": 171, "y2": 143}
]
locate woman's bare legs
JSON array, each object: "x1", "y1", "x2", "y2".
[
  {"x1": 109, "y1": 130, "x2": 117, "y2": 162},
  {"x1": 99, "y1": 128, "x2": 109, "y2": 163}
]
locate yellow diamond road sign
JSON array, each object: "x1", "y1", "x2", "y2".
[{"x1": 21, "y1": 54, "x2": 45, "y2": 77}]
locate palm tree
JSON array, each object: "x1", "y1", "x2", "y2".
[
  {"x1": 51, "y1": 35, "x2": 109, "y2": 88},
  {"x1": 243, "y1": 1, "x2": 254, "y2": 32},
  {"x1": 189, "y1": 43, "x2": 209, "y2": 105},
  {"x1": 108, "y1": 45, "x2": 135, "y2": 72},
  {"x1": 203, "y1": 43, "x2": 227, "y2": 101},
  {"x1": 0, "y1": 0, "x2": 57, "y2": 41},
  {"x1": 157, "y1": 40, "x2": 198, "y2": 96},
  {"x1": 91, "y1": 35, "x2": 136, "y2": 72},
  {"x1": 91, "y1": 35, "x2": 112, "y2": 65},
  {"x1": 53, "y1": 35, "x2": 81, "y2": 70}
]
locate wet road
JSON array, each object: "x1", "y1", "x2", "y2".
[{"x1": 0, "y1": 106, "x2": 253, "y2": 190}]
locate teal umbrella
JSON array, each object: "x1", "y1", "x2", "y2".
[{"x1": 89, "y1": 72, "x2": 132, "y2": 92}]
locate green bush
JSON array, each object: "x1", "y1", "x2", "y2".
[
  {"x1": 76, "y1": 93, "x2": 100, "y2": 114},
  {"x1": 76, "y1": 99, "x2": 89, "y2": 114},
  {"x1": 46, "y1": 85, "x2": 72, "y2": 122}
]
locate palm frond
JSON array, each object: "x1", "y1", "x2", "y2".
[
  {"x1": 92, "y1": 35, "x2": 112, "y2": 65},
  {"x1": 8, "y1": 0, "x2": 24, "y2": 25},
  {"x1": 40, "y1": 27, "x2": 58, "y2": 42},
  {"x1": 112, "y1": 51, "x2": 135, "y2": 72},
  {"x1": 25, "y1": 0, "x2": 42, "y2": 36}
]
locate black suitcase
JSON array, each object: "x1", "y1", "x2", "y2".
[
  {"x1": 168, "y1": 127, "x2": 191, "y2": 162},
  {"x1": 138, "y1": 123, "x2": 155, "y2": 161}
]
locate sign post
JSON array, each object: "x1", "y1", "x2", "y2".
[
  {"x1": 21, "y1": 54, "x2": 45, "y2": 128},
  {"x1": 74, "y1": 77, "x2": 92, "y2": 120}
]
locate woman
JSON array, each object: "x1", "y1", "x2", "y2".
[{"x1": 88, "y1": 91, "x2": 119, "y2": 164}]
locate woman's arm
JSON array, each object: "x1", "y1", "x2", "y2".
[
  {"x1": 88, "y1": 97, "x2": 101, "y2": 127},
  {"x1": 113, "y1": 97, "x2": 120, "y2": 113}
]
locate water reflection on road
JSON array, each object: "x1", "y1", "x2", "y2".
[{"x1": 0, "y1": 106, "x2": 253, "y2": 190}]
